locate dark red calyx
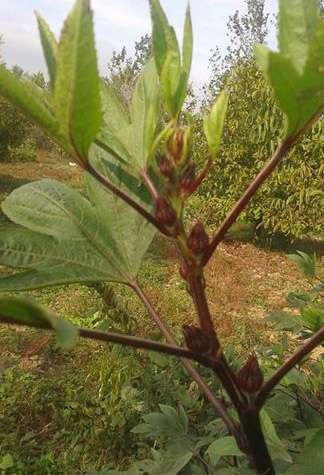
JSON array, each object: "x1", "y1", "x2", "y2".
[
  {"x1": 179, "y1": 163, "x2": 196, "y2": 195},
  {"x1": 187, "y1": 221, "x2": 209, "y2": 255},
  {"x1": 155, "y1": 197, "x2": 177, "y2": 227},
  {"x1": 183, "y1": 325, "x2": 216, "y2": 355},
  {"x1": 236, "y1": 352, "x2": 264, "y2": 394},
  {"x1": 159, "y1": 155, "x2": 173, "y2": 178}
]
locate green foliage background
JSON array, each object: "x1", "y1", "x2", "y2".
[{"x1": 190, "y1": 59, "x2": 323, "y2": 239}]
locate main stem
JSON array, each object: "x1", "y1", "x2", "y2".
[
  {"x1": 182, "y1": 257, "x2": 274, "y2": 471},
  {"x1": 240, "y1": 409, "x2": 275, "y2": 475}
]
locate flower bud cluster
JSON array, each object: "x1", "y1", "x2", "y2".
[
  {"x1": 154, "y1": 197, "x2": 177, "y2": 227},
  {"x1": 236, "y1": 353, "x2": 264, "y2": 394},
  {"x1": 187, "y1": 221, "x2": 210, "y2": 257},
  {"x1": 183, "y1": 324, "x2": 216, "y2": 356}
]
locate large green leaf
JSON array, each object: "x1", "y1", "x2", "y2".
[
  {"x1": 0, "y1": 227, "x2": 123, "y2": 290},
  {"x1": 160, "y1": 50, "x2": 183, "y2": 117},
  {"x1": 0, "y1": 66, "x2": 60, "y2": 141},
  {"x1": 149, "y1": 0, "x2": 170, "y2": 76},
  {"x1": 2, "y1": 179, "x2": 125, "y2": 266},
  {"x1": 96, "y1": 81, "x2": 132, "y2": 165},
  {"x1": 86, "y1": 151, "x2": 156, "y2": 276},
  {"x1": 0, "y1": 170, "x2": 155, "y2": 290},
  {"x1": 0, "y1": 180, "x2": 135, "y2": 288},
  {"x1": 54, "y1": 0, "x2": 101, "y2": 160},
  {"x1": 255, "y1": 1, "x2": 324, "y2": 136},
  {"x1": 129, "y1": 60, "x2": 160, "y2": 168},
  {"x1": 260, "y1": 410, "x2": 293, "y2": 463},
  {"x1": 2, "y1": 179, "x2": 99, "y2": 241},
  {"x1": 149, "y1": 0, "x2": 190, "y2": 118},
  {"x1": 286, "y1": 428, "x2": 324, "y2": 474},
  {"x1": 35, "y1": 12, "x2": 58, "y2": 86},
  {"x1": 0, "y1": 297, "x2": 77, "y2": 349},
  {"x1": 97, "y1": 61, "x2": 160, "y2": 170},
  {"x1": 279, "y1": 0, "x2": 319, "y2": 74}
]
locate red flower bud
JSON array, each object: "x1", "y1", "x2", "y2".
[
  {"x1": 179, "y1": 163, "x2": 196, "y2": 196},
  {"x1": 155, "y1": 198, "x2": 177, "y2": 227},
  {"x1": 183, "y1": 325, "x2": 217, "y2": 355},
  {"x1": 236, "y1": 353, "x2": 263, "y2": 394},
  {"x1": 167, "y1": 129, "x2": 184, "y2": 162},
  {"x1": 159, "y1": 155, "x2": 173, "y2": 178},
  {"x1": 187, "y1": 221, "x2": 209, "y2": 255}
]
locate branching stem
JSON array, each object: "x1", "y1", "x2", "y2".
[
  {"x1": 204, "y1": 106, "x2": 324, "y2": 265},
  {"x1": 203, "y1": 137, "x2": 294, "y2": 264},
  {"x1": 256, "y1": 327, "x2": 324, "y2": 407},
  {"x1": 132, "y1": 281, "x2": 241, "y2": 441},
  {"x1": 85, "y1": 163, "x2": 169, "y2": 235}
]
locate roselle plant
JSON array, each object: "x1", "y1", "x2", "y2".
[{"x1": 0, "y1": 0, "x2": 323, "y2": 473}]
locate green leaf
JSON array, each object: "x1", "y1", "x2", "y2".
[
  {"x1": 149, "y1": 0, "x2": 189, "y2": 118},
  {"x1": 287, "y1": 251, "x2": 315, "y2": 278},
  {"x1": 286, "y1": 428, "x2": 324, "y2": 474},
  {"x1": 260, "y1": 410, "x2": 293, "y2": 463},
  {"x1": 266, "y1": 309, "x2": 302, "y2": 331},
  {"x1": 86, "y1": 151, "x2": 156, "y2": 276},
  {"x1": 54, "y1": 0, "x2": 101, "y2": 160},
  {"x1": 0, "y1": 227, "x2": 122, "y2": 290},
  {"x1": 96, "y1": 81, "x2": 132, "y2": 166},
  {"x1": 2, "y1": 179, "x2": 103, "y2": 243},
  {"x1": 129, "y1": 60, "x2": 160, "y2": 167},
  {"x1": 206, "y1": 436, "x2": 243, "y2": 466},
  {"x1": 255, "y1": 47, "x2": 300, "y2": 134},
  {"x1": 279, "y1": 0, "x2": 319, "y2": 75},
  {"x1": 286, "y1": 291, "x2": 311, "y2": 309},
  {"x1": 300, "y1": 305, "x2": 324, "y2": 332},
  {"x1": 0, "y1": 179, "x2": 136, "y2": 287},
  {"x1": 100, "y1": 159, "x2": 153, "y2": 208},
  {"x1": 203, "y1": 91, "x2": 228, "y2": 158},
  {"x1": 149, "y1": 0, "x2": 170, "y2": 76},
  {"x1": 0, "y1": 297, "x2": 77, "y2": 349},
  {"x1": 182, "y1": 5, "x2": 193, "y2": 82},
  {"x1": 131, "y1": 405, "x2": 188, "y2": 439},
  {"x1": 1, "y1": 167, "x2": 155, "y2": 290},
  {"x1": 97, "y1": 62, "x2": 160, "y2": 170},
  {"x1": 0, "y1": 66, "x2": 61, "y2": 141},
  {"x1": 35, "y1": 11, "x2": 58, "y2": 86},
  {"x1": 255, "y1": 3, "x2": 324, "y2": 137},
  {"x1": 160, "y1": 50, "x2": 184, "y2": 117}
]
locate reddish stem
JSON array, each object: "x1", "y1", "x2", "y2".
[
  {"x1": 132, "y1": 281, "x2": 241, "y2": 441},
  {"x1": 256, "y1": 327, "x2": 324, "y2": 407},
  {"x1": 203, "y1": 138, "x2": 294, "y2": 264},
  {"x1": 85, "y1": 163, "x2": 168, "y2": 235}
]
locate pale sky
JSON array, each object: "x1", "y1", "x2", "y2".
[{"x1": 0, "y1": 0, "x2": 278, "y2": 86}]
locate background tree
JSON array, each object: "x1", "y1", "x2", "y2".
[
  {"x1": 105, "y1": 34, "x2": 151, "y2": 103},
  {"x1": 189, "y1": 0, "x2": 323, "y2": 240}
]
